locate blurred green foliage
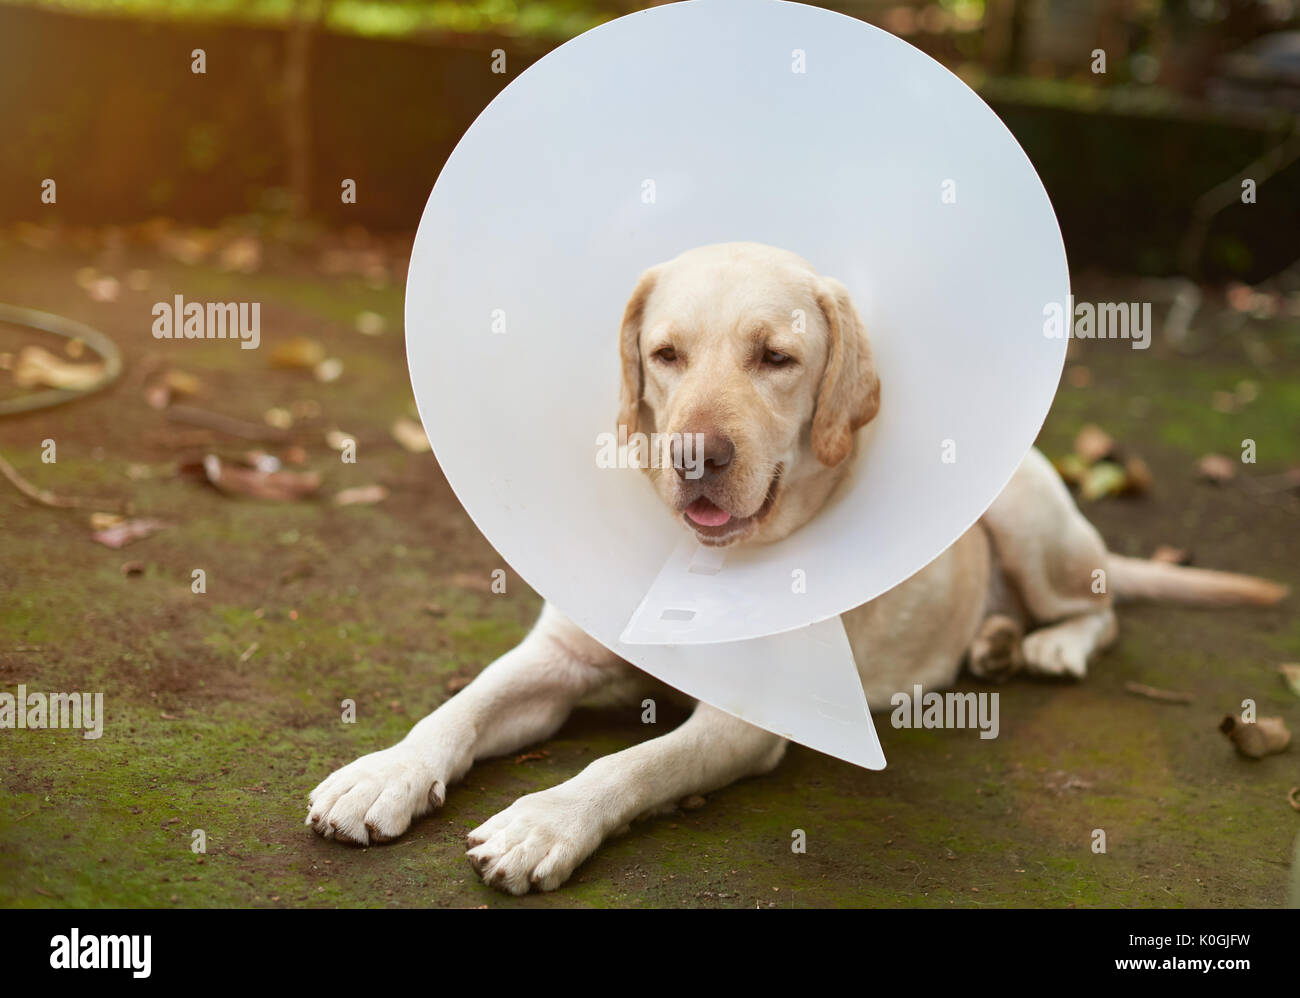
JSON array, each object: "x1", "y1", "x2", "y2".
[{"x1": 0, "y1": 0, "x2": 627, "y2": 38}]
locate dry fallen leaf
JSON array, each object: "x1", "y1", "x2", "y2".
[
  {"x1": 196, "y1": 455, "x2": 320, "y2": 501},
  {"x1": 314, "y1": 358, "x2": 344, "y2": 383},
  {"x1": 92, "y1": 518, "x2": 167, "y2": 549},
  {"x1": 242, "y1": 450, "x2": 281, "y2": 473},
  {"x1": 1197, "y1": 454, "x2": 1236, "y2": 484},
  {"x1": 333, "y1": 484, "x2": 388, "y2": 507},
  {"x1": 161, "y1": 228, "x2": 218, "y2": 265},
  {"x1": 1150, "y1": 545, "x2": 1191, "y2": 565},
  {"x1": 391, "y1": 417, "x2": 430, "y2": 453},
  {"x1": 218, "y1": 234, "x2": 262, "y2": 274},
  {"x1": 1053, "y1": 453, "x2": 1088, "y2": 487},
  {"x1": 1073, "y1": 424, "x2": 1114, "y2": 464},
  {"x1": 270, "y1": 337, "x2": 325, "y2": 370},
  {"x1": 87, "y1": 277, "x2": 120, "y2": 303},
  {"x1": 144, "y1": 368, "x2": 203, "y2": 410},
  {"x1": 1122, "y1": 455, "x2": 1153, "y2": 495},
  {"x1": 164, "y1": 369, "x2": 202, "y2": 396},
  {"x1": 1226, "y1": 282, "x2": 1254, "y2": 312},
  {"x1": 1219, "y1": 714, "x2": 1291, "y2": 758},
  {"x1": 355, "y1": 311, "x2": 386, "y2": 336},
  {"x1": 89, "y1": 512, "x2": 125, "y2": 531},
  {"x1": 324, "y1": 429, "x2": 355, "y2": 451},
  {"x1": 12, "y1": 346, "x2": 104, "y2": 391},
  {"x1": 1279, "y1": 663, "x2": 1300, "y2": 700},
  {"x1": 446, "y1": 571, "x2": 493, "y2": 593},
  {"x1": 143, "y1": 382, "x2": 169, "y2": 410},
  {"x1": 264, "y1": 408, "x2": 293, "y2": 430},
  {"x1": 1080, "y1": 461, "x2": 1126, "y2": 501}
]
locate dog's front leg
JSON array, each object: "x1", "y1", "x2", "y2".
[
  {"x1": 306, "y1": 604, "x2": 622, "y2": 845},
  {"x1": 466, "y1": 701, "x2": 788, "y2": 894}
]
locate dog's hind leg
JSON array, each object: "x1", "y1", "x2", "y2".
[
  {"x1": 979, "y1": 449, "x2": 1115, "y2": 624},
  {"x1": 974, "y1": 450, "x2": 1119, "y2": 681},
  {"x1": 1021, "y1": 607, "x2": 1118, "y2": 680},
  {"x1": 466, "y1": 701, "x2": 787, "y2": 894},
  {"x1": 306, "y1": 603, "x2": 627, "y2": 846}
]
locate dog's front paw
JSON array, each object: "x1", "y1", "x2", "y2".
[
  {"x1": 306, "y1": 747, "x2": 446, "y2": 845},
  {"x1": 466, "y1": 788, "x2": 605, "y2": 895}
]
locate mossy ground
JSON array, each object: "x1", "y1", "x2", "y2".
[{"x1": 1, "y1": 245, "x2": 1297, "y2": 908}]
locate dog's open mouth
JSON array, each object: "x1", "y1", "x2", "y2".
[{"x1": 682, "y1": 468, "x2": 782, "y2": 546}]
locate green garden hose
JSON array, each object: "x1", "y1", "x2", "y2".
[{"x1": 0, "y1": 302, "x2": 122, "y2": 415}]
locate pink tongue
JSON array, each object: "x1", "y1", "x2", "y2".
[{"x1": 686, "y1": 499, "x2": 732, "y2": 527}]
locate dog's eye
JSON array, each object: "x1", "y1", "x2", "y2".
[
  {"x1": 652, "y1": 346, "x2": 678, "y2": 363},
  {"x1": 762, "y1": 349, "x2": 792, "y2": 367}
]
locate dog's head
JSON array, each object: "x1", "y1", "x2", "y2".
[{"x1": 618, "y1": 242, "x2": 880, "y2": 547}]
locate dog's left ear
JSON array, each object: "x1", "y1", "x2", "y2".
[
  {"x1": 617, "y1": 267, "x2": 659, "y2": 436},
  {"x1": 811, "y1": 276, "x2": 881, "y2": 467}
]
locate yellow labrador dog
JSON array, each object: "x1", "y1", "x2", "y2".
[{"x1": 307, "y1": 242, "x2": 1286, "y2": 894}]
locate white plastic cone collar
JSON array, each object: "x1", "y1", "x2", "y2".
[{"x1": 405, "y1": 0, "x2": 1069, "y2": 769}]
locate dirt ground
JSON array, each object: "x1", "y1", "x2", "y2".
[{"x1": 1, "y1": 238, "x2": 1297, "y2": 908}]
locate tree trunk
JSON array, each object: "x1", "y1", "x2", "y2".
[{"x1": 284, "y1": 0, "x2": 325, "y2": 221}]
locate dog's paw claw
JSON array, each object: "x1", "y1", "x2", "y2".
[
  {"x1": 466, "y1": 790, "x2": 603, "y2": 895},
  {"x1": 305, "y1": 748, "x2": 444, "y2": 845}
]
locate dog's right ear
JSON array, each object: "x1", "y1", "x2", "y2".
[{"x1": 617, "y1": 267, "x2": 659, "y2": 436}]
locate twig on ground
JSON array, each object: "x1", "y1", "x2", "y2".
[
  {"x1": 166, "y1": 404, "x2": 294, "y2": 443},
  {"x1": 0, "y1": 452, "x2": 121, "y2": 510},
  {"x1": 1124, "y1": 681, "x2": 1194, "y2": 704}
]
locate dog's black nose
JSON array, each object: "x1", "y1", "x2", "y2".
[{"x1": 674, "y1": 430, "x2": 734, "y2": 481}]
